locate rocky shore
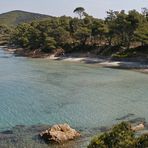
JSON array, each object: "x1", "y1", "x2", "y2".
[
  {"x1": 39, "y1": 123, "x2": 80, "y2": 143},
  {"x1": 0, "y1": 120, "x2": 147, "y2": 148},
  {"x1": 2, "y1": 46, "x2": 148, "y2": 74}
]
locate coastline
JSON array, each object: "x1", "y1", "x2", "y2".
[
  {"x1": 1, "y1": 46, "x2": 148, "y2": 147},
  {"x1": 2, "y1": 46, "x2": 148, "y2": 74},
  {"x1": 46, "y1": 54, "x2": 148, "y2": 74}
]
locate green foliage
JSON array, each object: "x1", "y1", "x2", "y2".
[
  {"x1": 52, "y1": 27, "x2": 72, "y2": 46},
  {"x1": 112, "y1": 53, "x2": 129, "y2": 58},
  {"x1": 74, "y1": 27, "x2": 91, "y2": 45},
  {"x1": 105, "y1": 9, "x2": 147, "y2": 48},
  {"x1": 0, "y1": 24, "x2": 12, "y2": 45},
  {"x1": 1, "y1": 7, "x2": 146, "y2": 55},
  {"x1": 73, "y1": 7, "x2": 85, "y2": 19},
  {"x1": 42, "y1": 37, "x2": 56, "y2": 52},
  {"x1": 142, "y1": 7, "x2": 148, "y2": 18},
  {"x1": 69, "y1": 18, "x2": 83, "y2": 33},
  {"x1": 135, "y1": 22, "x2": 148, "y2": 45},
  {"x1": 88, "y1": 122, "x2": 148, "y2": 148},
  {"x1": 91, "y1": 19, "x2": 108, "y2": 45},
  {"x1": 136, "y1": 134, "x2": 148, "y2": 147},
  {"x1": 0, "y1": 10, "x2": 52, "y2": 26},
  {"x1": 10, "y1": 23, "x2": 35, "y2": 48},
  {"x1": 0, "y1": 25, "x2": 11, "y2": 34}
]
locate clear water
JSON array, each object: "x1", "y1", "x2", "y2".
[{"x1": 0, "y1": 47, "x2": 148, "y2": 147}]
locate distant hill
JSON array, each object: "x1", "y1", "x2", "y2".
[{"x1": 0, "y1": 10, "x2": 53, "y2": 26}]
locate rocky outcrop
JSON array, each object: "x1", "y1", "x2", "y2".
[
  {"x1": 131, "y1": 123, "x2": 144, "y2": 131},
  {"x1": 54, "y1": 48, "x2": 65, "y2": 57},
  {"x1": 39, "y1": 123, "x2": 80, "y2": 143}
]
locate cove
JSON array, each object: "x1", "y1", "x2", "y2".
[{"x1": 0, "y1": 47, "x2": 148, "y2": 147}]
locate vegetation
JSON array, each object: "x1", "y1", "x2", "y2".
[
  {"x1": 0, "y1": 10, "x2": 52, "y2": 26},
  {"x1": 0, "y1": 24, "x2": 12, "y2": 45},
  {"x1": 88, "y1": 122, "x2": 148, "y2": 148},
  {"x1": 73, "y1": 7, "x2": 85, "y2": 19},
  {"x1": 0, "y1": 8, "x2": 148, "y2": 58}
]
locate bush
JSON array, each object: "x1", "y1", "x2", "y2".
[
  {"x1": 88, "y1": 122, "x2": 148, "y2": 148},
  {"x1": 136, "y1": 134, "x2": 148, "y2": 147}
]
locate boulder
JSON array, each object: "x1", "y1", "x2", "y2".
[
  {"x1": 131, "y1": 123, "x2": 144, "y2": 131},
  {"x1": 39, "y1": 123, "x2": 80, "y2": 143},
  {"x1": 54, "y1": 48, "x2": 65, "y2": 57}
]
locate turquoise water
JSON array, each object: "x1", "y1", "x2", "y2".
[{"x1": 0, "y1": 47, "x2": 148, "y2": 147}]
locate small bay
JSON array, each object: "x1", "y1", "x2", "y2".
[{"x1": 0, "y1": 47, "x2": 148, "y2": 147}]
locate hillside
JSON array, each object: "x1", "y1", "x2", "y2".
[{"x1": 0, "y1": 10, "x2": 53, "y2": 26}]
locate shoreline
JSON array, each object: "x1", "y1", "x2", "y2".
[
  {"x1": 2, "y1": 46, "x2": 148, "y2": 74},
  {"x1": 1, "y1": 46, "x2": 148, "y2": 147},
  {"x1": 46, "y1": 54, "x2": 148, "y2": 74}
]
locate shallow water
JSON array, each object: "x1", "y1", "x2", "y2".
[{"x1": 0, "y1": 48, "x2": 148, "y2": 147}]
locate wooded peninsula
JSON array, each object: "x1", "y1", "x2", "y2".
[{"x1": 0, "y1": 7, "x2": 148, "y2": 59}]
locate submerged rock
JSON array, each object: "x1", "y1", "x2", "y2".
[{"x1": 39, "y1": 123, "x2": 81, "y2": 143}]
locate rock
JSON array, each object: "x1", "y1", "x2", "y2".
[
  {"x1": 39, "y1": 123, "x2": 80, "y2": 143},
  {"x1": 54, "y1": 48, "x2": 65, "y2": 57},
  {"x1": 131, "y1": 123, "x2": 144, "y2": 131}
]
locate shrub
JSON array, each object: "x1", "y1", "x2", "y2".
[{"x1": 88, "y1": 122, "x2": 148, "y2": 148}]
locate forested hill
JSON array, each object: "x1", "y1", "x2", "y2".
[
  {"x1": 0, "y1": 8, "x2": 147, "y2": 59},
  {"x1": 0, "y1": 10, "x2": 53, "y2": 26}
]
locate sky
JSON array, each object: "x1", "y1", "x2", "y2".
[{"x1": 0, "y1": 0, "x2": 148, "y2": 18}]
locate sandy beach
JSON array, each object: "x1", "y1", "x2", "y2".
[
  {"x1": 47, "y1": 54, "x2": 148, "y2": 71},
  {"x1": 2, "y1": 47, "x2": 148, "y2": 74}
]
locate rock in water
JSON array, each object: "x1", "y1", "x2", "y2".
[
  {"x1": 39, "y1": 123, "x2": 80, "y2": 143},
  {"x1": 131, "y1": 123, "x2": 144, "y2": 131}
]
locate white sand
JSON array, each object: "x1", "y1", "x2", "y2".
[
  {"x1": 99, "y1": 61, "x2": 148, "y2": 68},
  {"x1": 62, "y1": 57, "x2": 86, "y2": 62},
  {"x1": 47, "y1": 55, "x2": 148, "y2": 70},
  {"x1": 46, "y1": 54, "x2": 59, "y2": 60},
  {"x1": 2, "y1": 48, "x2": 148, "y2": 71}
]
